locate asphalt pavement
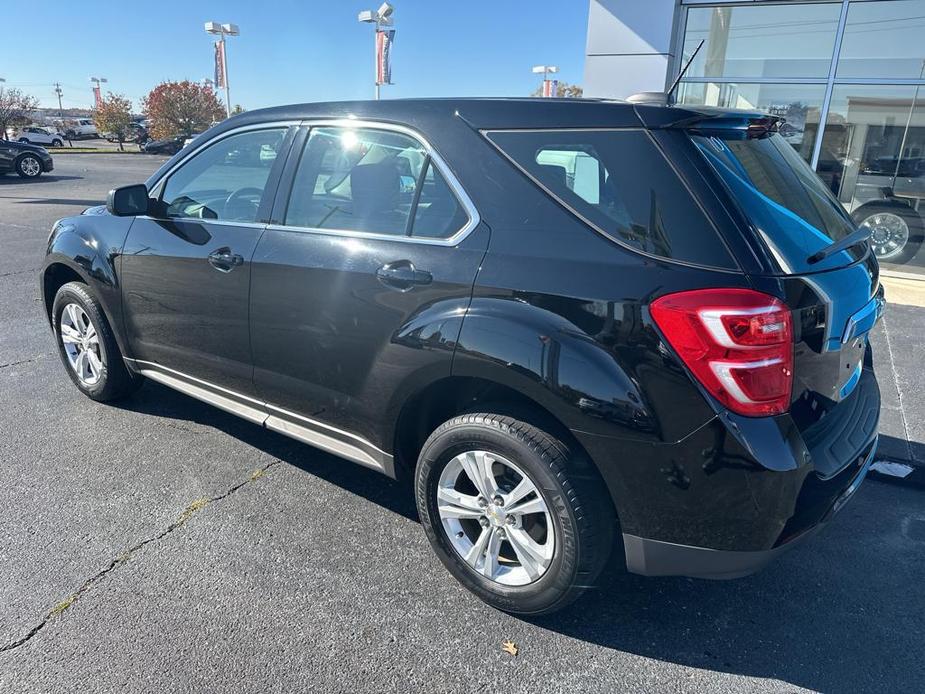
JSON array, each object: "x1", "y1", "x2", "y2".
[{"x1": 1, "y1": 155, "x2": 923, "y2": 693}]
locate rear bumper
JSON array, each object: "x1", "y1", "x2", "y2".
[{"x1": 623, "y1": 438, "x2": 876, "y2": 579}]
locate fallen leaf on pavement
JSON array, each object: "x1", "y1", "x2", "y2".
[{"x1": 501, "y1": 640, "x2": 518, "y2": 656}]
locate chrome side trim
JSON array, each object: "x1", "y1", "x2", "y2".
[
  {"x1": 125, "y1": 358, "x2": 394, "y2": 477},
  {"x1": 267, "y1": 118, "x2": 481, "y2": 247}
]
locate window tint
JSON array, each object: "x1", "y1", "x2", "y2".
[
  {"x1": 161, "y1": 128, "x2": 286, "y2": 222},
  {"x1": 286, "y1": 127, "x2": 423, "y2": 235},
  {"x1": 285, "y1": 126, "x2": 469, "y2": 240},
  {"x1": 486, "y1": 129, "x2": 736, "y2": 269},
  {"x1": 410, "y1": 160, "x2": 468, "y2": 239},
  {"x1": 692, "y1": 132, "x2": 861, "y2": 273}
]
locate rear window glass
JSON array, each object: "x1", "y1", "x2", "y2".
[
  {"x1": 485, "y1": 129, "x2": 737, "y2": 270},
  {"x1": 691, "y1": 132, "x2": 863, "y2": 273}
]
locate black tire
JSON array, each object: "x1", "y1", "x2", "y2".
[
  {"x1": 17, "y1": 137, "x2": 29, "y2": 144},
  {"x1": 51, "y1": 138, "x2": 63, "y2": 147},
  {"x1": 415, "y1": 413, "x2": 615, "y2": 615},
  {"x1": 852, "y1": 202, "x2": 924, "y2": 265},
  {"x1": 52, "y1": 281, "x2": 143, "y2": 401},
  {"x1": 15, "y1": 154, "x2": 43, "y2": 179}
]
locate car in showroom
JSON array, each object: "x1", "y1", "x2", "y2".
[
  {"x1": 1, "y1": 138, "x2": 54, "y2": 178},
  {"x1": 40, "y1": 98, "x2": 882, "y2": 615},
  {"x1": 16, "y1": 125, "x2": 66, "y2": 147}
]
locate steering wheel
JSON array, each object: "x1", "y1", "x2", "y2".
[{"x1": 223, "y1": 187, "x2": 263, "y2": 221}]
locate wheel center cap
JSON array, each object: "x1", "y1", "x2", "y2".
[{"x1": 486, "y1": 505, "x2": 506, "y2": 527}]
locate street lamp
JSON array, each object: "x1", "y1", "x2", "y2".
[
  {"x1": 90, "y1": 76, "x2": 107, "y2": 107},
  {"x1": 532, "y1": 65, "x2": 558, "y2": 96},
  {"x1": 358, "y1": 2, "x2": 394, "y2": 100},
  {"x1": 205, "y1": 21, "x2": 239, "y2": 117}
]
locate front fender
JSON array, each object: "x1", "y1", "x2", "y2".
[
  {"x1": 41, "y1": 214, "x2": 135, "y2": 356},
  {"x1": 452, "y1": 296, "x2": 716, "y2": 444}
]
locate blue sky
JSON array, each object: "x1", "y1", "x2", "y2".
[{"x1": 0, "y1": 0, "x2": 589, "y2": 111}]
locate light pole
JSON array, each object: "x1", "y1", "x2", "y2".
[
  {"x1": 205, "y1": 21, "x2": 239, "y2": 117},
  {"x1": 90, "y1": 76, "x2": 107, "y2": 107},
  {"x1": 532, "y1": 65, "x2": 559, "y2": 96},
  {"x1": 54, "y1": 82, "x2": 64, "y2": 117},
  {"x1": 358, "y1": 3, "x2": 394, "y2": 100}
]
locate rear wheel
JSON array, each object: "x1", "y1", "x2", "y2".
[
  {"x1": 52, "y1": 281, "x2": 143, "y2": 401},
  {"x1": 51, "y1": 138, "x2": 63, "y2": 147},
  {"x1": 15, "y1": 154, "x2": 42, "y2": 179},
  {"x1": 415, "y1": 413, "x2": 615, "y2": 615}
]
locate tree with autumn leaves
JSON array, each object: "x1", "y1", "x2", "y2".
[
  {"x1": 0, "y1": 87, "x2": 39, "y2": 140},
  {"x1": 142, "y1": 81, "x2": 225, "y2": 140},
  {"x1": 94, "y1": 93, "x2": 134, "y2": 151}
]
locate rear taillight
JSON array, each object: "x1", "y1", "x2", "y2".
[{"x1": 650, "y1": 288, "x2": 793, "y2": 417}]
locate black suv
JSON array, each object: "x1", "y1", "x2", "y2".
[
  {"x1": 1, "y1": 139, "x2": 54, "y2": 178},
  {"x1": 41, "y1": 99, "x2": 882, "y2": 615}
]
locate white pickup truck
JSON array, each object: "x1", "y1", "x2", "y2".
[{"x1": 65, "y1": 118, "x2": 98, "y2": 140}]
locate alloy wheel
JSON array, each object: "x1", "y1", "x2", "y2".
[
  {"x1": 60, "y1": 303, "x2": 103, "y2": 385},
  {"x1": 19, "y1": 156, "x2": 41, "y2": 177},
  {"x1": 860, "y1": 212, "x2": 910, "y2": 260},
  {"x1": 437, "y1": 450, "x2": 554, "y2": 586}
]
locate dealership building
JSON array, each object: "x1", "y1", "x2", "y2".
[{"x1": 585, "y1": 0, "x2": 925, "y2": 286}]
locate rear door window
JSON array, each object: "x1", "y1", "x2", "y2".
[
  {"x1": 284, "y1": 125, "x2": 470, "y2": 240},
  {"x1": 485, "y1": 129, "x2": 737, "y2": 269}
]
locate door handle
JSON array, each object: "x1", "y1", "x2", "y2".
[
  {"x1": 208, "y1": 247, "x2": 244, "y2": 273},
  {"x1": 376, "y1": 260, "x2": 432, "y2": 291}
]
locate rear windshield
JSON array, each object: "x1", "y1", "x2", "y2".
[
  {"x1": 485, "y1": 129, "x2": 737, "y2": 270},
  {"x1": 691, "y1": 132, "x2": 864, "y2": 273}
]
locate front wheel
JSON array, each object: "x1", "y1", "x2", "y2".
[
  {"x1": 415, "y1": 413, "x2": 615, "y2": 615},
  {"x1": 52, "y1": 282, "x2": 143, "y2": 401},
  {"x1": 15, "y1": 154, "x2": 42, "y2": 178},
  {"x1": 51, "y1": 138, "x2": 63, "y2": 147}
]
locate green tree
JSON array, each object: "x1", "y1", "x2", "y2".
[
  {"x1": 94, "y1": 93, "x2": 133, "y2": 151},
  {"x1": 530, "y1": 81, "x2": 583, "y2": 98},
  {"x1": 142, "y1": 80, "x2": 225, "y2": 139},
  {"x1": 0, "y1": 87, "x2": 39, "y2": 140}
]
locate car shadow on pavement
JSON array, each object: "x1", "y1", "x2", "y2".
[
  {"x1": 115, "y1": 380, "x2": 921, "y2": 693},
  {"x1": 113, "y1": 380, "x2": 420, "y2": 522},
  {"x1": 0, "y1": 175, "x2": 82, "y2": 185}
]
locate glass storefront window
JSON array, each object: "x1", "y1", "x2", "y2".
[
  {"x1": 682, "y1": 3, "x2": 840, "y2": 79},
  {"x1": 817, "y1": 84, "x2": 925, "y2": 272},
  {"x1": 676, "y1": 82, "x2": 826, "y2": 162},
  {"x1": 837, "y1": 0, "x2": 925, "y2": 79}
]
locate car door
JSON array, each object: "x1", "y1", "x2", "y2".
[
  {"x1": 121, "y1": 124, "x2": 294, "y2": 396},
  {"x1": 249, "y1": 122, "x2": 488, "y2": 464}
]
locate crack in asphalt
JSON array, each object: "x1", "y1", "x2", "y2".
[
  {"x1": 0, "y1": 459, "x2": 282, "y2": 654},
  {"x1": 880, "y1": 313, "x2": 916, "y2": 462},
  {"x1": 0, "y1": 269, "x2": 38, "y2": 279},
  {"x1": 0, "y1": 354, "x2": 52, "y2": 370}
]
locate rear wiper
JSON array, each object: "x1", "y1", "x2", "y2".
[{"x1": 806, "y1": 227, "x2": 871, "y2": 264}]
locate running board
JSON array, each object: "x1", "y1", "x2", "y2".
[{"x1": 128, "y1": 359, "x2": 394, "y2": 477}]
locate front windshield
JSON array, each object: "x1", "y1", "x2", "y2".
[{"x1": 692, "y1": 132, "x2": 865, "y2": 273}]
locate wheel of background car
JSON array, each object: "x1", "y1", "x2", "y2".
[
  {"x1": 18, "y1": 138, "x2": 29, "y2": 144},
  {"x1": 15, "y1": 154, "x2": 42, "y2": 179},
  {"x1": 224, "y1": 186, "x2": 264, "y2": 221},
  {"x1": 415, "y1": 413, "x2": 615, "y2": 615},
  {"x1": 51, "y1": 139, "x2": 63, "y2": 147},
  {"x1": 52, "y1": 281, "x2": 143, "y2": 401},
  {"x1": 853, "y1": 202, "x2": 924, "y2": 265}
]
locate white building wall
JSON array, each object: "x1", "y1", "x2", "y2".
[{"x1": 583, "y1": 0, "x2": 680, "y2": 99}]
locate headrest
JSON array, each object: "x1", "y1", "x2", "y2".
[{"x1": 350, "y1": 161, "x2": 399, "y2": 217}]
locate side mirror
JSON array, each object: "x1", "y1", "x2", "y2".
[{"x1": 107, "y1": 184, "x2": 150, "y2": 217}]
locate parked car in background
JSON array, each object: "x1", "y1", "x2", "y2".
[
  {"x1": 141, "y1": 134, "x2": 189, "y2": 155},
  {"x1": 41, "y1": 98, "x2": 882, "y2": 615},
  {"x1": 16, "y1": 126, "x2": 65, "y2": 147},
  {"x1": 65, "y1": 118, "x2": 98, "y2": 140},
  {"x1": 105, "y1": 122, "x2": 149, "y2": 145},
  {"x1": 0, "y1": 139, "x2": 54, "y2": 178}
]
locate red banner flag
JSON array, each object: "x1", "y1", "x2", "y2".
[
  {"x1": 214, "y1": 40, "x2": 227, "y2": 88},
  {"x1": 376, "y1": 29, "x2": 395, "y2": 85},
  {"x1": 93, "y1": 85, "x2": 102, "y2": 108}
]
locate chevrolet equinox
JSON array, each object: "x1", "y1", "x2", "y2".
[{"x1": 41, "y1": 99, "x2": 882, "y2": 615}]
